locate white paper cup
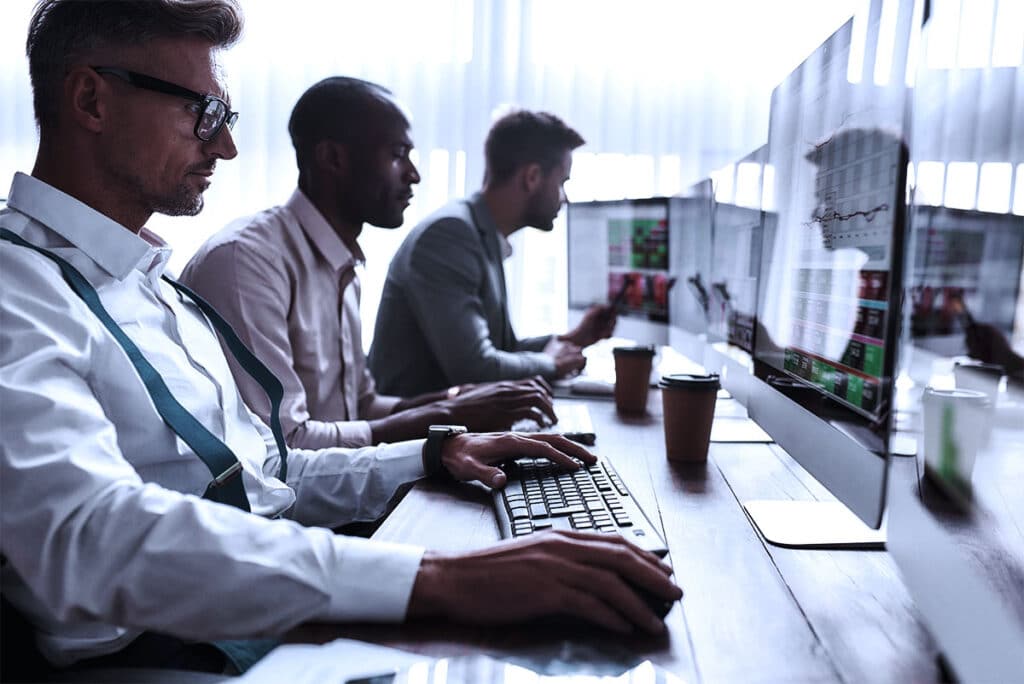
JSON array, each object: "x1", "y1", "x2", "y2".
[{"x1": 921, "y1": 387, "x2": 989, "y2": 501}]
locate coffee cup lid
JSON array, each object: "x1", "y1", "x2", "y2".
[
  {"x1": 953, "y1": 360, "x2": 1005, "y2": 375},
  {"x1": 659, "y1": 373, "x2": 720, "y2": 390},
  {"x1": 922, "y1": 386, "x2": 989, "y2": 404},
  {"x1": 613, "y1": 345, "x2": 656, "y2": 356}
]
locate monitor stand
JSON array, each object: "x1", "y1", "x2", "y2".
[{"x1": 743, "y1": 500, "x2": 886, "y2": 549}]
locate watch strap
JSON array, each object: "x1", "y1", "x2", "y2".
[{"x1": 423, "y1": 425, "x2": 467, "y2": 478}]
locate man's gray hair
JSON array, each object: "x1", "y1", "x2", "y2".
[{"x1": 26, "y1": 0, "x2": 244, "y2": 130}]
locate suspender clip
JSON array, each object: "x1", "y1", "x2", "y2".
[{"x1": 210, "y1": 462, "x2": 243, "y2": 488}]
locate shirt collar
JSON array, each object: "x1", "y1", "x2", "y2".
[
  {"x1": 6, "y1": 172, "x2": 168, "y2": 281},
  {"x1": 496, "y1": 229, "x2": 514, "y2": 260},
  {"x1": 285, "y1": 188, "x2": 364, "y2": 272},
  {"x1": 468, "y1": 191, "x2": 513, "y2": 261}
]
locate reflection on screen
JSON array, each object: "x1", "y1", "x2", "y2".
[
  {"x1": 667, "y1": 180, "x2": 714, "y2": 336},
  {"x1": 709, "y1": 147, "x2": 767, "y2": 355},
  {"x1": 909, "y1": 206, "x2": 1024, "y2": 356},
  {"x1": 756, "y1": 17, "x2": 909, "y2": 430}
]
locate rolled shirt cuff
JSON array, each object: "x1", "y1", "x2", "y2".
[
  {"x1": 323, "y1": 537, "x2": 426, "y2": 622},
  {"x1": 342, "y1": 420, "x2": 373, "y2": 448}
]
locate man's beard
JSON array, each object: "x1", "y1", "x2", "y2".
[
  {"x1": 108, "y1": 163, "x2": 206, "y2": 218},
  {"x1": 523, "y1": 194, "x2": 556, "y2": 231},
  {"x1": 151, "y1": 181, "x2": 204, "y2": 217}
]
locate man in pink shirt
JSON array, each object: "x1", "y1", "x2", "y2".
[{"x1": 182, "y1": 77, "x2": 557, "y2": 449}]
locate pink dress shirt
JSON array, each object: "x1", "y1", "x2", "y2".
[{"x1": 181, "y1": 189, "x2": 401, "y2": 449}]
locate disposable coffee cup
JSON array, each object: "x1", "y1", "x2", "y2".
[
  {"x1": 921, "y1": 387, "x2": 989, "y2": 503},
  {"x1": 953, "y1": 360, "x2": 1004, "y2": 401},
  {"x1": 612, "y1": 346, "x2": 656, "y2": 414},
  {"x1": 660, "y1": 373, "x2": 720, "y2": 462}
]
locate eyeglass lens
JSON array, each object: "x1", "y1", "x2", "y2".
[{"x1": 197, "y1": 99, "x2": 227, "y2": 140}]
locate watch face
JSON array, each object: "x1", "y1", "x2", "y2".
[{"x1": 429, "y1": 425, "x2": 468, "y2": 435}]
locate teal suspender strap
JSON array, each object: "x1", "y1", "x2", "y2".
[
  {"x1": 161, "y1": 277, "x2": 288, "y2": 483},
  {"x1": 0, "y1": 228, "x2": 288, "y2": 510}
]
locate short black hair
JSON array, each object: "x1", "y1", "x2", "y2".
[
  {"x1": 288, "y1": 76, "x2": 402, "y2": 183},
  {"x1": 484, "y1": 110, "x2": 585, "y2": 185},
  {"x1": 26, "y1": 0, "x2": 244, "y2": 130}
]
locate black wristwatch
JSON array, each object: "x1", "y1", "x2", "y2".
[{"x1": 423, "y1": 424, "x2": 468, "y2": 478}]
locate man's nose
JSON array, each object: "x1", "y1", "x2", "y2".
[{"x1": 205, "y1": 124, "x2": 238, "y2": 161}]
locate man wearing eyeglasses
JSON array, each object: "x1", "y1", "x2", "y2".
[
  {"x1": 180, "y1": 77, "x2": 558, "y2": 451},
  {"x1": 0, "y1": 0, "x2": 679, "y2": 678}
]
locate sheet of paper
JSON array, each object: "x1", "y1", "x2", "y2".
[
  {"x1": 236, "y1": 638, "x2": 427, "y2": 684},
  {"x1": 710, "y1": 417, "x2": 773, "y2": 443}
]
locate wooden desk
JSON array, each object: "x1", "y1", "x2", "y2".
[{"x1": 295, "y1": 394, "x2": 951, "y2": 683}]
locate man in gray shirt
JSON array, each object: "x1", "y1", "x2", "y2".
[{"x1": 370, "y1": 110, "x2": 616, "y2": 397}]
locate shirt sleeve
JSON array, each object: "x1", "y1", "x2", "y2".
[
  {"x1": 180, "y1": 240, "x2": 375, "y2": 449},
  {"x1": 516, "y1": 334, "x2": 555, "y2": 353},
  {"x1": 0, "y1": 247, "x2": 425, "y2": 663},
  {"x1": 403, "y1": 218, "x2": 557, "y2": 383},
  {"x1": 248, "y1": 406, "x2": 426, "y2": 528},
  {"x1": 357, "y1": 364, "x2": 402, "y2": 419}
]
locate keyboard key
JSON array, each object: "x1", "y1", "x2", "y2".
[{"x1": 529, "y1": 503, "x2": 548, "y2": 518}]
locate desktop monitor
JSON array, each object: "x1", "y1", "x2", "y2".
[
  {"x1": 666, "y1": 179, "x2": 714, "y2": 364},
  {"x1": 745, "y1": 8, "x2": 914, "y2": 548},
  {"x1": 567, "y1": 198, "x2": 674, "y2": 347},
  {"x1": 704, "y1": 146, "x2": 767, "y2": 405},
  {"x1": 888, "y1": 0, "x2": 1024, "y2": 679}
]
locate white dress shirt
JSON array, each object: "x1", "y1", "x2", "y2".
[
  {"x1": 0, "y1": 173, "x2": 426, "y2": 666},
  {"x1": 180, "y1": 189, "x2": 400, "y2": 449}
]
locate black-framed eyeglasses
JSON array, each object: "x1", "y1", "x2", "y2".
[{"x1": 91, "y1": 66, "x2": 239, "y2": 142}]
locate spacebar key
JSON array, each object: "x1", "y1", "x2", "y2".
[{"x1": 548, "y1": 504, "x2": 586, "y2": 515}]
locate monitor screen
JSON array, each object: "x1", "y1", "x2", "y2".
[
  {"x1": 754, "y1": 19, "x2": 908, "y2": 430},
  {"x1": 708, "y1": 146, "x2": 767, "y2": 355},
  {"x1": 668, "y1": 180, "x2": 714, "y2": 337},
  {"x1": 567, "y1": 198, "x2": 674, "y2": 325},
  {"x1": 889, "y1": 1, "x2": 1024, "y2": 676},
  {"x1": 747, "y1": 8, "x2": 914, "y2": 533}
]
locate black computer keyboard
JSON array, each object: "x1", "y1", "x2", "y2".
[{"x1": 494, "y1": 457, "x2": 669, "y2": 557}]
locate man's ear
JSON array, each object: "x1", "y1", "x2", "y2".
[
  {"x1": 520, "y1": 162, "x2": 543, "y2": 194},
  {"x1": 313, "y1": 139, "x2": 349, "y2": 179},
  {"x1": 65, "y1": 66, "x2": 106, "y2": 134}
]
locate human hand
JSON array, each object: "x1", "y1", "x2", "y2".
[
  {"x1": 562, "y1": 305, "x2": 617, "y2": 348},
  {"x1": 442, "y1": 377, "x2": 557, "y2": 431},
  {"x1": 543, "y1": 337, "x2": 587, "y2": 377},
  {"x1": 407, "y1": 530, "x2": 682, "y2": 634},
  {"x1": 440, "y1": 432, "x2": 595, "y2": 489},
  {"x1": 965, "y1": 323, "x2": 1019, "y2": 369}
]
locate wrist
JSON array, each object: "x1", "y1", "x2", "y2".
[
  {"x1": 422, "y1": 425, "x2": 467, "y2": 478},
  {"x1": 407, "y1": 551, "x2": 449, "y2": 618},
  {"x1": 369, "y1": 409, "x2": 429, "y2": 444}
]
